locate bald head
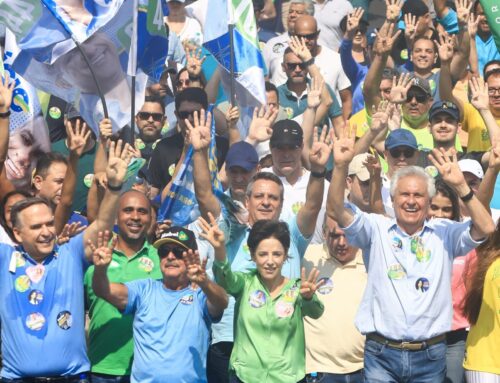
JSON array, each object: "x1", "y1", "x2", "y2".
[
  {"x1": 119, "y1": 189, "x2": 151, "y2": 209},
  {"x1": 293, "y1": 15, "x2": 319, "y2": 56}
]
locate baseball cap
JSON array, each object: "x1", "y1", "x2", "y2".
[
  {"x1": 348, "y1": 153, "x2": 370, "y2": 182},
  {"x1": 429, "y1": 101, "x2": 460, "y2": 122},
  {"x1": 458, "y1": 159, "x2": 484, "y2": 180},
  {"x1": 385, "y1": 129, "x2": 418, "y2": 150},
  {"x1": 226, "y1": 141, "x2": 259, "y2": 171},
  {"x1": 270, "y1": 120, "x2": 303, "y2": 148},
  {"x1": 153, "y1": 227, "x2": 198, "y2": 251},
  {"x1": 409, "y1": 76, "x2": 432, "y2": 97}
]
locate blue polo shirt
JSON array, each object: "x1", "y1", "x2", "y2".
[
  {"x1": 0, "y1": 233, "x2": 89, "y2": 379},
  {"x1": 124, "y1": 280, "x2": 219, "y2": 383},
  {"x1": 343, "y1": 205, "x2": 483, "y2": 341}
]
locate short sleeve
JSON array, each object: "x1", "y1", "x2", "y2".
[
  {"x1": 62, "y1": 232, "x2": 88, "y2": 269},
  {"x1": 123, "y1": 279, "x2": 146, "y2": 315},
  {"x1": 289, "y1": 215, "x2": 311, "y2": 258},
  {"x1": 327, "y1": 86, "x2": 342, "y2": 118}
]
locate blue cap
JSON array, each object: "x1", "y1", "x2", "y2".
[
  {"x1": 225, "y1": 141, "x2": 259, "y2": 172},
  {"x1": 385, "y1": 129, "x2": 418, "y2": 150},
  {"x1": 429, "y1": 101, "x2": 460, "y2": 122}
]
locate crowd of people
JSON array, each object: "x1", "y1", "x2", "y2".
[{"x1": 1, "y1": 0, "x2": 500, "y2": 382}]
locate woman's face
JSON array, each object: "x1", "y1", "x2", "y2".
[
  {"x1": 6, "y1": 131, "x2": 33, "y2": 180},
  {"x1": 428, "y1": 192, "x2": 454, "y2": 220},
  {"x1": 4, "y1": 193, "x2": 28, "y2": 229},
  {"x1": 251, "y1": 237, "x2": 287, "y2": 284}
]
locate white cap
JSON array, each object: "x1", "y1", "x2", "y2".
[{"x1": 458, "y1": 159, "x2": 484, "y2": 180}]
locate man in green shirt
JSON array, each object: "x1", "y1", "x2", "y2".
[{"x1": 84, "y1": 190, "x2": 161, "y2": 383}]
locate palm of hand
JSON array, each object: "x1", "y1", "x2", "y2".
[
  {"x1": 387, "y1": 6, "x2": 399, "y2": 20},
  {"x1": 471, "y1": 93, "x2": 488, "y2": 110},
  {"x1": 334, "y1": 139, "x2": 355, "y2": 164},
  {"x1": 107, "y1": 157, "x2": 126, "y2": 183},
  {"x1": 310, "y1": 142, "x2": 329, "y2": 166},
  {"x1": 251, "y1": 119, "x2": 272, "y2": 140},
  {"x1": 188, "y1": 265, "x2": 206, "y2": 283},
  {"x1": 390, "y1": 86, "x2": 406, "y2": 103}
]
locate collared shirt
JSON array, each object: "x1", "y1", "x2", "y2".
[
  {"x1": 303, "y1": 245, "x2": 367, "y2": 374},
  {"x1": 343, "y1": 205, "x2": 483, "y2": 340},
  {"x1": 84, "y1": 241, "x2": 161, "y2": 375},
  {"x1": 0, "y1": 234, "x2": 89, "y2": 379},
  {"x1": 263, "y1": 32, "x2": 289, "y2": 86},
  {"x1": 213, "y1": 260, "x2": 324, "y2": 383}
]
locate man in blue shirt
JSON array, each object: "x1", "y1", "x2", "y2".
[
  {"x1": 0, "y1": 140, "x2": 132, "y2": 381},
  {"x1": 328, "y1": 127, "x2": 495, "y2": 382},
  {"x1": 91, "y1": 226, "x2": 228, "y2": 383}
]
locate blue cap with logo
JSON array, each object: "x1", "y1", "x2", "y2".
[
  {"x1": 225, "y1": 141, "x2": 259, "y2": 172},
  {"x1": 429, "y1": 101, "x2": 460, "y2": 122},
  {"x1": 385, "y1": 129, "x2": 418, "y2": 150}
]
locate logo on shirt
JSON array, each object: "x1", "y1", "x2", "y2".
[
  {"x1": 415, "y1": 277, "x2": 430, "y2": 292},
  {"x1": 272, "y1": 42, "x2": 285, "y2": 54},
  {"x1": 387, "y1": 264, "x2": 407, "y2": 280},
  {"x1": 391, "y1": 237, "x2": 403, "y2": 251},
  {"x1": 411, "y1": 237, "x2": 431, "y2": 262},
  {"x1": 26, "y1": 313, "x2": 46, "y2": 331},
  {"x1": 14, "y1": 251, "x2": 25, "y2": 267},
  {"x1": 138, "y1": 257, "x2": 154, "y2": 273},
  {"x1": 15, "y1": 275, "x2": 31, "y2": 292},
  {"x1": 424, "y1": 166, "x2": 438, "y2": 178},
  {"x1": 317, "y1": 278, "x2": 333, "y2": 295},
  {"x1": 291, "y1": 202, "x2": 304, "y2": 215},
  {"x1": 168, "y1": 164, "x2": 176, "y2": 177},
  {"x1": 28, "y1": 290, "x2": 44, "y2": 305},
  {"x1": 57, "y1": 311, "x2": 72, "y2": 330},
  {"x1": 180, "y1": 294, "x2": 194, "y2": 305},
  {"x1": 249, "y1": 290, "x2": 266, "y2": 308}
]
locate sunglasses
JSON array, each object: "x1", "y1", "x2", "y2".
[
  {"x1": 137, "y1": 112, "x2": 163, "y2": 122},
  {"x1": 389, "y1": 147, "x2": 415, "y2": 158},
  {"x1": 177, "y1": 110, "x2": 200, "y2": 120},
  {"x1": 285, "y1": 62, "x2": 307, "y2": 70},
  {"x1": 406, "y1": 92, "x2": 428, "y2": 103},
  {"x1": 177, "y1": 78, "x2": 190, "y2": 87},
  {"x1": 159, "y1": 246, "x2": 185, "y2": 259},
  {"x1": 294, "y1": 31, "x2": 318, "y2": 40}
]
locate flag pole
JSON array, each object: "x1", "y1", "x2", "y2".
[{"x1": 228, "y1": 24, "x2": 236, "y2": 105}]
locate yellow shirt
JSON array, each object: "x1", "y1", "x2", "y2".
[
  {"x1": 303, "y1": 245, "x2": 367, "y2": 374},
  {"x1": 461, "y1": 103, "x2": 500, "y2": 152},
  {"x1": 350, "y1": 108, "x2": 371, "y2": 138}
]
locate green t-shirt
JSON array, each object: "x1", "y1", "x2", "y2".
[
  {"x1": 213, "y1": 260, "x2": 324, "y2": 383},
  {"x1": 51, "y1": 139, "x2": 97, "y2": 213},
  {"x1": 84, "y1": 241, "x2": 161, "y2": 375}
]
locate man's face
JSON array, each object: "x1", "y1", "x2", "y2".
[
  {"x1": 429, "y1": 112, "x2": 459, "y2": 146},
  {"x1": 293, "y1": 19, "x2": 318, "y2": 55},
  {"x1": 411, "y1": 39, "x2": 435, "y2": 72},
  {"x1": 392, "y1": 175, "x2": 430, "y2": 234},
  {"x1": 475, "y1": 4, "x2": 490, "y2": 33},
  {"x1": 117, "y1": 192, "x2": 152, "y2": 244},
  {"x1": 266, "y1": 90, "x2": 279, "y2": 110},
  {"x1": 287, "y1": 3, "x2": 307, "y2": 32},
  {"x1": 380, "y1": 78, "x2": 393, "y2": 101},
  {"x1": 158, "y1": 245, "x2": 188, "y2": 283},
  {"x1": 324, "y1": 217, "x2": 357, "y2": 264},
  {"x1": 35, "y1": 162, "x2": 68, "y2": 205},
  {"x1": 246, "y1": 179, "x2": 283, "y2": 224},
  {"x1": 464, "y1": 172, "x2": 481, "y2": 194},
  {"x1": 271, "y1": 144, "x2": 303, "y2": 178},
  {"x1": 176, "y1": 100, "x2": 203, "y2": 135},
  {"x1": 227, "y1": 166, "x2": 257, "y2": 200},
  {"x1": 347, "y1": 175, "x2": 370, "y2": 211},
  {"x1": 403, "y1": 87, "x2": 432, "y2": 123},
  {"x1": 282, "y1": 52, "x2": 307, "y2": 84},
  {"x1": 385, "y1": 145, "x2": 418, "y2": 174},
  {"x1": 487, "y1": 74, "x2": 500, "y2": 111},
  {"x1": 136, "y1": 101, "x2": 164, "y2": 142},
  {"x1": 13, "y1": 203, "x2": 56, "y2": 261}
]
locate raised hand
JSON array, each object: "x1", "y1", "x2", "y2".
[
  {"x1": 66, "y1": 118, "x2": 91, "y2": 157},
  {"x1": 106, "y1": 139, "x2": 133, "y2": 188},
  {"x1": 155, "y1": 219, "x2": 173, "y2": 239},
  {"x1": 373, "y1": 22, "x2": 401, "y2": 55},
  {"x1": 435, "y1": 32, "x2": 454, "y2": 64},
  {"x1": 183, "y1": 249, "x2": 209, "y2": 286},
  {"x1": 455, "y1": 0, "x2": 473, "y2": 27},
  {"x1": 364, "y1": 154, "x2": 382, "y2": 177},
  {"x1": 300, "y1": 267, "x2": 324, "y2": 300},
  {"x1": 288, "y1": 35, "x2": 313, "y2": 62},
  {"x1": 198, "y1": 212, "x2": 226, "y2": 251},
  {"x1": 309, "y1": 126, "x2": 332, "y2": 172},
  {"x1": 389, "y1": 72, "x2": 412, "y2": 104},
  {"x1": 247, "y1": 106, "x2": 278, "y2": 143},
  {"x1": 385, "y1": 0, "x2": 404, "y2": 22},
  {"x1": 307, "y1": 76, "x2": 323, "y2": 109},
  {"x1": 488, "y1": 142, "x2": 500, "y2": 171},
  {"x1": 57, "y1": 222, "x2": 87, "y2": 245},
  {"x1": 404, "y1": 13, "x2": 417, "y2": 45},
  {"x1": 345, "y1": 8, "x2": 365, "y2": 39},
  {"x1": 387, "y1": 102, "x2": 403, "y2": 131},
  {"x1": 88, "y1": 230, "x2": 116, "y2": 268},
  {"x1": 469, "y1": 76, "x2": 489, "y2": 111},
  {"x1": 185, "y1": 109, "x2": 212, "y2": 151},
  {"x1": 468, "y1": 14, "x2": 479, "y2": 38},
  {"x1": 332, "y1": 122, "x2": 356, "y2": 166},
  {"x1": 0, "y1": 73, "x2": 15, "y2": 113},
  {"x1": 428, "y1": 148, "x2": 467, "y2": 189},
  {"x1": 370, "y1": 100, "x2": 390, "y2": 133},
  {"x1": 185, "y1": 46, "x2": 206, "y2": 78},
  {"x1": 226, "y1": 105, "x2": 240, "y2": 130}
]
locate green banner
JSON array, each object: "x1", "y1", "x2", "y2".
[{"x1": 480, "y1": 0, "x2": 500, "y2": 54}]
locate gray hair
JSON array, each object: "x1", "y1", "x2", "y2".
[
  {"x1": 289, "y1": 0, "x2": 315, "y2": 15},
  {"x1": 246, "y1": 172, "x2": 285, "y2": 202},
  {"x1": 390, "y1": 166, "x2": 436, "y2": 198}
]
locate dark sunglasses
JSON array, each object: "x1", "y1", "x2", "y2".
[
  {"x1": 137, "y1": 112, "x2": 163, "y2": 122},
  {"x1": 159, "y1": 246, "x2": 185, "y2": 259},
  {"x1": 285, "y1": 62, "x2": 307, "y2": 70},
  {"x1": 389, "y1": 147, "x2": 415, "y2": 158},
  {"x1": 294, "y1": 31, "x2": 318, "y2": 40},
  {"x1": 177, "y1": 110, "x2": 200, "y2": 120},
  {"x1": 177, "y1": 78, "x2": 191, "y2": 87},
  {"x1": 406, "y1": 92, "x2": 428, "y2": 103}
]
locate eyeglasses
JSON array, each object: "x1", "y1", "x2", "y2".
[
  {"x1": 177, "y1": 110, "x2": 199, "y2": 120},
  {"x1": 285, "y1": 62, "x2": 307, "y2": 70},
  {"x1": 159, "y1": 246, "x2": 185, "y2": 259},
  {"x1": 137, "y1": 112, "x2": 163, "y2": 122},
  {"x1": 294, "y1": 31, "x2": 318, "y2": 40},
  {"x1": 406, "y1": 92, "x2": 428, "y2": 103},
  {"x1": 389, "y1": 147, "x2": 415, "y2": 158},
  {"x1": 488, "y1": 87, "x2": 500, "y2": 96}
]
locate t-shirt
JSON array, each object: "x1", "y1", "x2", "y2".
[
  {"x1": 476, "y1": 34, "x2": 500, "y2": 77},
  {"x1": 84, "y1": 242, "x2": 161, "y2": 375},
  {"x1": 0, "y1": 234, "x2": 89, "y2": 379},
  {"x1": 314, "y1": 0, "x2": 353, "y2": 52},
  {"x1": 124, "y1": 280, "x2": 218, "y2": 383},
  {"x1": 461, "y1": 103, "x2": 500, "y2": 152}
]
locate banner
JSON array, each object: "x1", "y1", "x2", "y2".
[{"x1": 479, "y1": 0, "x2": 500, "y2": 53}]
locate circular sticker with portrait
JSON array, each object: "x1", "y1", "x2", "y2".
[
  {"x1": 15, "y1": 275, "x2": 31, "y2": 293},
  {"x1": 317, "y1": 278, "x2": 333, "y2": 295},
  {"x1": 26, "y1": 312, "x2": 45, "y2": 331},
  {"x1": 57, "y1": 311, "x2": 73, "y2": 330},
  {"x1": 415, "y1": 278, "x2": 430, "y2": 292},
  {"x1": 275, "y1": 300, "x2": 294, "y2": 318},
  {"x1": 249, "y1": 290, "x2": 266, "y2": 308},
  {"x1": 28, "y1": 290, "x2": 44, "y2": 305}
]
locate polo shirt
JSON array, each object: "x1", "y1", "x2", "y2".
[
  {"x1": 84, "y1": 241, "x2": 161, "y2": 376},
  {"x1": 303, "y1": 245, "x2": 367, "y2": 374},
  {"x1": 123, "y1": 280, "x2": 218, "y2": 383},
  {"x1": 213, "y1": 260, "x2": 324, "y2": 382},
  {"x1": 0, "y1": 234, "x2": 89, "y2": 379},
  {"x1": 343, "y1": 205, "x2": 483, "y2": 341}
]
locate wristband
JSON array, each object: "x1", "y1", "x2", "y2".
[
  {"x1": 107, "y1": 183, "x2": 123, "y2": 192},
  {"x1": 460, "y1": 188, "x2": 474, "y2": 202},
  {"x1": 0, "y1": 110, "x2": 11, "y2": 119},
  {"x1": 310, "y1": 169, "x2": 326, "y2": 178}
]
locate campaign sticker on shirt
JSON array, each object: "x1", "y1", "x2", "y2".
[
  {"x1": 275, "y1": 300, "x2": 294, "y2": 318},
  {"x1": 415, "y1": 248, "x2": 431, "y2": 263},
  {"x1": 135, "y1": 138, "x2": 146, "y2": 150},
  {"x1": 57, "y1": 311, "x2": 73, "y2": 330},
  {"x1": 26, "y1": 313, "x2": 45, "y2": 331},
  {"x1": 273, "y1": 42, "x2": 285, "y2": 54},
  {"x1": 14, "y1": 251, "x2": 26, "y2": 267},
  {"x1": 138, "y1": 257, "x2": 154, "y2": 273},
  {"x1": 285, "y1": 107, "x2": 294, "y2": 119},
  {"x1": 391, "y1": 237, "x2": 403, "y2": 251},
  {"x1": 48, "y1": 106, "x2": 62, "y2": 120},
  {"x1": 28, "y1": 290, "x2": 44, "y2": 305},
  {"x1": 26, "y1": 264, "x2": 45, "y2": 284},
  {"x1": 83, "y1": 173, "x2": 94, "y2": 188},
  {"x1": 291, "y1": 201, "x2": 304, "y2": 215},
  {"x1": 15, "y1": 275, "x2": 31, "y2": 292},
  {"x1": 249, "y1": 290, "x2": 266, "y2": 308},
  {"x1": 180, "y1": 294, "x2": 194, "y2": 305},
  {"x1": 317, "y1": 278, "x2": 333, "y2": 295},
  {"x1": 387, "y1": 264, "x2": 407, "y2": 280},
  {"x1": 415, "y1": 277, "x2": 430, "y2": 292},
  {"x1": 424, "y1": 166, "x2": 438, "y2": 178},
  {"x1": 282, "y1": 288, "x2": 298, "y2": 303}
]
